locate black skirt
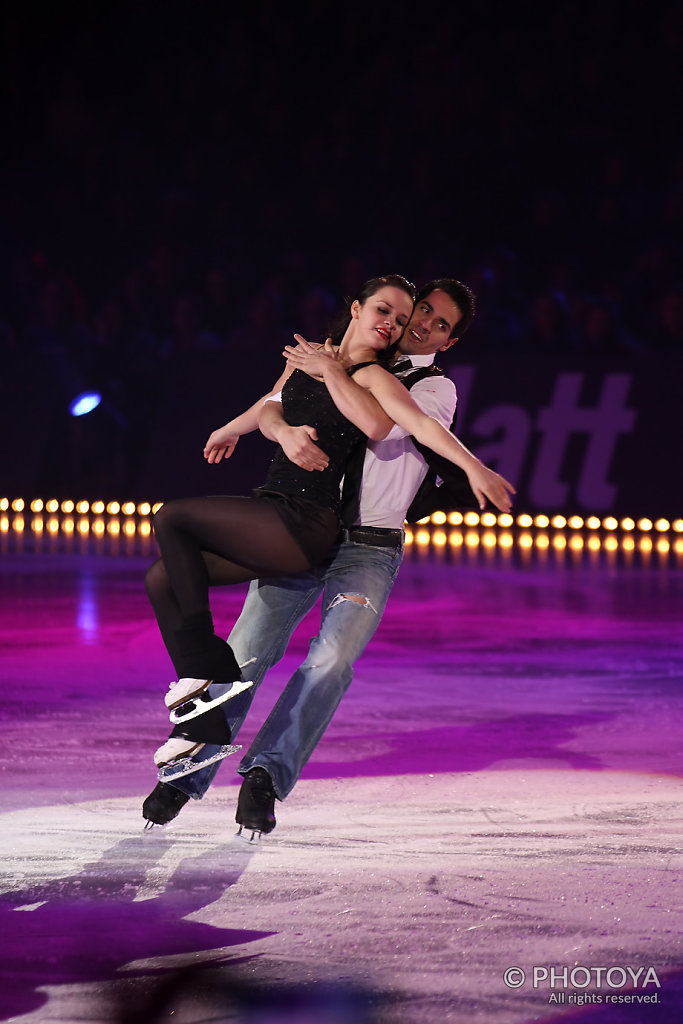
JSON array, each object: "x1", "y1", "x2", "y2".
[{"x1": 253, "y1": 488, "x2": 341, "y2": 566}]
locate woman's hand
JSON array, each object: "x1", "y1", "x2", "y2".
[
  {"x1": 204, "y1": 423, "x2": 241, "y2": 463},
  {"x1": 283, "y1": 336, "x2": 343, "y2": 379},
  {"x1": 465, "y1": 461, "x2": 516, "y2": 512}
]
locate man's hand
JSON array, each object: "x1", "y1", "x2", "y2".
[
  {"x1": 465, "y1": 462, "x2": 516, "y2": 513},
  {"x1": 283, "y1": 335, "x2": 343, "y2": 379},
  {"x1": 204, "y1": 424, "x2": 241, "y2": 463},
  {"x1": 278, "y1": 424, "x2": 330, "y2": 472}
]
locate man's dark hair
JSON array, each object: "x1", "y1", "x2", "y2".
[{"x1": 416, "y1": 278, "x2": 476, "y2": 338}]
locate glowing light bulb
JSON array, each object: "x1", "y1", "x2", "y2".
[{"x1": 69, "y1": 391, "x2": 101, "y2": 416}]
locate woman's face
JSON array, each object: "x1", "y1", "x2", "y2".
[{"x1": 352, "y1": 285, "x2": 414, "y2": 350}]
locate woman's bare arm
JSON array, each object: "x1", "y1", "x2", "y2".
[
  {"x1": 353, "y1": 364, "x2": 516, "y2": 512},
  {"x1": 283, "y1": 336, "x2": 394, "y2": 440}
]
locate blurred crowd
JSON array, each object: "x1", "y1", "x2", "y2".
[{"x1": 1, "y1": 1, "x2": 681, "y2": 495}]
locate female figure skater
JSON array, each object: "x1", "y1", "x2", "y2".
[{"x1": 146, "y1": 275, "x2": 417, "y2": 777}]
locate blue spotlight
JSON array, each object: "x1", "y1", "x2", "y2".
[{"x1": 70, "y1": 391, "x2": 102, "y2": 417}]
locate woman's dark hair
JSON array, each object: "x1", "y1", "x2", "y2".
[{"x1": 328, "y1": 274, "x2": 416, "y2": 347}]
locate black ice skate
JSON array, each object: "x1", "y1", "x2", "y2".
[
  {"x1": 166, "y1": 676, "x2": 254, "y2": 725},
  {"x1": 235, "y1": 767, "x2": 277, "y2": 841},
  {"x1": 142, "y1": 782, "x2": 190, "y2": 829}
]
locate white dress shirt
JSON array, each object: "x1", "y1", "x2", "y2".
[{"x1": 354, "y1": 354, "x2": 457, "y2": 530}]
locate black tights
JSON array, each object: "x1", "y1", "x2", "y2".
[{"x1": 147, "y1": 495, "x2": 333, "y2": 677}]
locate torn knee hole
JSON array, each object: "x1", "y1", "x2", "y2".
[{"x1": 328, "y1": 593, "x2": 378, "y2": 614}]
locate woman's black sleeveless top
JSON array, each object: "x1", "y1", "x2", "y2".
[{"x1": 260, "y1": 365, "x2": 371, "y2": 515}]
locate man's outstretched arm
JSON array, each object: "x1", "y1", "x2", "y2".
[{"x1": 203, "y1": 364, "x2": 294, "y2": 464}]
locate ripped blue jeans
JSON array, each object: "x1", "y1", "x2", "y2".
[{"x1": 170, "y1": 532, "x2": 403, "y2": 800}]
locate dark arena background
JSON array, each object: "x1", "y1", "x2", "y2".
[{"x1": 1, "y1": 3, "x2": 682, "y2": 1023}]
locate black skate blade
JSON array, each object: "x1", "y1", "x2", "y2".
[{"x1": 236, "y1": 824, "x2": 263, "y2": 843}]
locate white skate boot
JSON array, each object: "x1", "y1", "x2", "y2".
[
  {"x1": 154, "y1": 735, "x2": 242, "y2": 783},
  {"x1": 165, "y1": 677, "x2": 254, "y2": 724}
]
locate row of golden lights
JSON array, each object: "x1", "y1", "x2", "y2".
[
  {"x1": 408, "y1": 511, "x2": 683, "y2": 554},
  {"x1": 1, "y1": 498, "x2": 162, "y2": 516},
  {"x1": 1, "y1": 499, "x2": 682, "y2": 554},
  {"x1": 1, "y1": 498, "x2": 160, "y2": 539},
  {"x1": 407, "y1": 511, "x2": 683, "y2": 554}
]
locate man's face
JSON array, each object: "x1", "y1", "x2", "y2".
[{"x1": 398, "y1": 289, "x2": 461, "y2": 357}]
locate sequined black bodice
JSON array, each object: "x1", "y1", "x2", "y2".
[{"x1": 261, "y1": 368, "x2": 367, "y2": 514}]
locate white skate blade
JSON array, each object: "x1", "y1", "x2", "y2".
[
  {"x1": 157, "y1": 743, "x2": 242, "y2": 782},
  {"x1": 154, "y1": 736, "x2": 205, "y2": 767},
  {"x1": 165, "y1": 677, "x2": 210, "y2": 710},
  {"x1": 169, "y1": 679, "x2": 254, "y2": 724}
]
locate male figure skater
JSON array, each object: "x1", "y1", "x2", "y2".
[{"x1": 144, "y1": 279, "x2": 495, "y2": 834}]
